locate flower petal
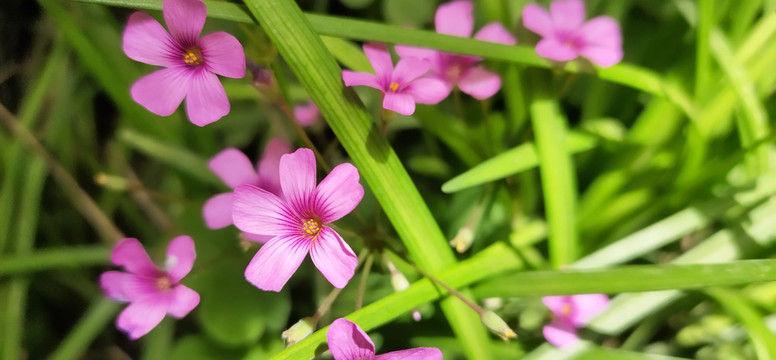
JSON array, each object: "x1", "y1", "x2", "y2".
[
  {"x1": 293, "y1": 101, "x2": 320, "y2": 127},
  {"x1": 100, "y1": 271, "x2": 132, "y2": 302},
  {"x1": 535, "y1": 38, "x2": 579, "y2": 61},
  {"x1": 542, "y1": 295, "x2": 571, "y2": 317},
  {"x1": 120, "y1": 273, "x2": 164, "y2": 301},
  {"x1": 257, "y1": 138, "x2": 292, "y2": 197},
  {"x1": 522, "y1": 3, "x2": 554, "y2": 37},
  {"x1": 163, "y1": 0, "x2": 206, "y2": 46},
  {"x1": 167, "y1": 284, "x2": 200, "y2": 318},
  {"x1": 232, "y1": 184, "x2": 299, "y2": 236},
  {"x1": 309, "y1": 227, "x2": 357, "y2": 288},
  {"x1": 458, "y1": 66, "x2": 502, "y2": 100},
  {"x1": 116, "y1": 296, "x2": 169, "y2": 339},
  {"x1": 474, "y1": 23, "x2": 517, "y2": 45},
  {"x1": 327, "y1": 319, "x2": 375, "y2": 360},
  {"x1": 375, "y1": 348, "x2": 444, "y2": 360},
  {"x1": 122, "y1": 12, "x2": 179, "y2": 67},
  {"x1": 395, "y1": 45, "x2": 439, "y2": 63},
  {"x1": 579, "y1": 16, "x2": 623, "y2": 67},
  {"x1": 363, "y1": 43, "x2": 394, "y2": 84},
  {"x1": 244, "y1": 234, "x2": 309, "y2": 292},
  {"x1": 185, "y1": 69, "x2": 230, "y2": 126},
  {"x1": 435, "y1": 0, "x2": 474, "y2": 38},
  {"x1": 208, "y1": 148, "x2": 259, "y2": 188},
  {"x1": 243, "y1": 232, "x2": 274, "y2": 243},
  {"x1": 279, "y1": 148, "x2": 317, "y2": 216},
  {"x1": 383, "y1": 92, "x2": 416, "y2": 115},
  {"x1": 568, "y1": 293, "x2": 610, "y2": 327},
  {"x1": 404, "y1": 77, "x2": 450, "y2": 104},
  {"x1": 200, "y1": 31, "x2": 246, "y2": 78},
  {"x1": 130, "y1": 67, "x2": 191, "y2": 117},
  {"x1": 112, "y1": 238, "x2": 159, "y2": 277},
  {"x1": 342, "y1": 71, "x2": 382, "y2": 90},
  {"x1": 314, "y1": 163, "x2": 364, "y2": 223},
  {"x1": 392, "y1": 57, "x2": 431, "y2": 86},
  {"x1": 580, "y1": 45, "x2": 623, "y2": 68},
  {"x1": 543, "y1": 318, "x2": 579, "y2": 348},
  {"x1": 202, "y1": 193, "x2": 234, "y2": 229},
  {"x1": 165, "y1": 235, "x2": 196, "y2": 282},
  {"x1": 550, "y1": 0, "x2": 586, "y2": 31}
]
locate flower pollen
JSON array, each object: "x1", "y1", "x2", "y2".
[
  {"x1": 183, "y1": 47, "x2": 204, "y2": 66},
  {"x1": 561, "y1": 303, "x2": 572, "y2": 316},
  {"x1": 303, "y1": 218, "x2": 322, "y2": 237},
  {"x1": 388, "y1": 82, "x2": 399, "y2": 92},
  {"x1": 155, "y1": 275, "x2": 174, "y2": 291}
]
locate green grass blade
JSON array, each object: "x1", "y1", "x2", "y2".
[
  {"x1": 706, "y1": 288, "x2": 776, "y2": 360},
  {"x1": 239, "y1": 0, "x2": 493, "y2": 357},
  {"x1": 270, "y1": 242, "x2": 523, "y2": 360},
  {"x1": 473, "y1": 259, "x2": 776, "y2": 297},
  {"x1": 47, "y1": 299, "x2": 122, "y2": 360},
  {"x1": 0, "y1": 246, "x2": 111, "y2": 277},
  {"x1": 118, "y1": 129, "x2": 221, "y2": 186},
  {"x1": 709, "y1": 28, "x2": 770, "y2": 177},
  {"x1": 530, "y1": 87, "x2": 578, "y2": 267},
  {"x1": 442, "y1": 131, "x2": 597, "y2": 193}
]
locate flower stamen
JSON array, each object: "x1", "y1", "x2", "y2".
[
  {"x1": 303, "y1": 218, "x2": 322, "y2": 237},
  {"x1": 388, "y1": 82, "x2": 399, "y2": 92},
  {"x1": 156, "y1": 275, "x2": 174, "y2": 291},
  {"x1": 183, "y1": 47, "x2": 204, "y2": 66}
]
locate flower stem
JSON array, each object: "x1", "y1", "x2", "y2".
[
  {"x1": 355, "y1": 252, "x2": 374, "y2": 310},
  {"x1": 0, "y1": 102, "x2": 125, "y2": 243},
  {"x1": 413, "y1": 264, "x2": 484, "y2": 315}
]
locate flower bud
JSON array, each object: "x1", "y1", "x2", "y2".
[
  {"x1": 282, "y1": 317, "x2": 315, "y2": 347},
  {"x1": 481, "y1": 310, "x2": 517, "y2": 341},
  {"x1": 449, "y1": 227, "x2": 474, "y2": 253},
  {"x1": 94, "y1": 173, "x2": 129, "y2": 191}
]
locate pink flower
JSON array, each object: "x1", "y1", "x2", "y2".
[
  {"x1": 100, "y1": 236, "x2": 199, "y2": 339},
  {"x1": 123, "y1": 0, "x2": 246, "y2": 126},
  {"x1": 203, "y1": 139, "x2": 292, "y2": 243},
  {"x1": 326, "y1": 318, "x2": 442, "y2": 360},
  {"x1": 342, "y1": 43, "x2": 448, "y2": 116},
  {"x1": 542, "y1": 294, "x2": 609, "y2": 348},
  {"x1": 396, "y1": 1, "x2": 517, "y2": 100},
  {"x1": 293, "y1": 101, "x2": 321, "y2": 126},
  {"x1": 232, "y1": 148, "x2": 364, "y2": 291},
  {"x1": 522, "y1": 0, "x2": 622, "y2": 68}
]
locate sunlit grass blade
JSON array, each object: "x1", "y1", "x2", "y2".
[
  {"x1": 530, "y1": 86, "x2": 578, "y2": 267},
  {"x1": 706, "y1": 288, "x2": 776, "y2": 359},
  {"x1": 269, "y1": 242, "x2": 523, "y2": 360},
  {"x1": 473, "y1": 259, "x2": 776, "y2": 297},
  {"x1": 239, "y1": 0, "x2": 493, "y2": 357},
  {"x1": 442, "y1": 131, "x2": 597, "y2": 193},
  {"x1": 321, "y1": 36, "x2": 371, "y2": 73},
  {"x1": 709, "y1": 28, "x2": 771, "y2": 177}
]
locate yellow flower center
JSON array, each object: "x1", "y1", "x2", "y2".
[
  {"x1": 303, "y1": 218, "x2": 322, "y2": 237},
  {"x1": 156, "y1": 276, "x2": 173, "y2": 291},
  {"x1": 561, "y1": 303, "x2": 572, "y2": 316},
  {"x1": 388, "y1": 82, "x2": 399, "y2": 92},
  {"x1": 183, "y1": 47, "x2": 204, "y2": 66}
]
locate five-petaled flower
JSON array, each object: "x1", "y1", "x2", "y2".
[
  {"x1": 232, "y1": 148, "x2": 364, "y2": 291},
  {"x1": 327, "y1": 318, "x2": 443, "y2": 360},
  {"x1": 396, "y1": 1, "x2": 517, "y2": 100},
  {"x1": 342, "y1": 43, "x2": 448, "y2": 116},
  {"x1": 100, "y1": 236, "x2": 200, "y2": 339},
  {"x1": 204, "y1": 139, "x2": 292, "y2": 243},
  {"x1": 123, "y1": 0, "x2": 246, "y2": 126},
  {"x1": 522, "y1": 0, "x2": 623, "y2": 68},
  {"x1": 542, "y1": 293, "x2": 609, "y2": 348}
]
